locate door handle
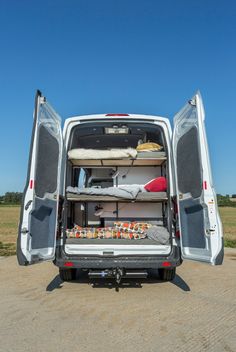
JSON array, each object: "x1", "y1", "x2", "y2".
[{"x1": 25, "y1": 200, "x2": 32, "y2": 210}]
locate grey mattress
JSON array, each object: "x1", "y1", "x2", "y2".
[{"x1": 66, "y1": 191, "x2": 167, "y2": 202}]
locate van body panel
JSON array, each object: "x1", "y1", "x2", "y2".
[
  {"x1": 17, "y1": 92, "x2": 63, "y2": 265},
  {"x1": 173, "y1": 92, "x2": 223, "y2": 265},
  {"x1": 54, "y1": 244, "x2": 182, "y2": 269}
]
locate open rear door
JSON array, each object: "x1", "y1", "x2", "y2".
[
  {"x1": 17, "y1": 91, "x2": 63, "y2": 265},
  {"x1": 173, "y1": 92, "x2": 223, "y2": 265}
]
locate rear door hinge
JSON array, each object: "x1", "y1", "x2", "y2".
[{"x1": 188, "y1": 98, "x2": 196, "y2": 106}]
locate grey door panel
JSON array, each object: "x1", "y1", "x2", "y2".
[
  {"x1": 176, "y1": 126, "x2": 202, "y2": 199},
  {"x1": 179, "y1": 198, "x2": 205, "y2": 249},
  {"x1": 35, "y1": 125, "x2": 59, "y2": 198},
  {"x1": 31, "y1": 198, "x2": 57, "y2": 250}
]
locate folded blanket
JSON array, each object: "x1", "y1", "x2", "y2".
[
  {"x1": 146, "y1": 226, "x2": 170, "y2": 244},
  {"x1": 67, "y1": 185, "x2": 143, "y2": 199},
  {"x1": 136, "y1": 142, "x2": 163, "y2": 152},
  {"x1": 68, "y1": 148, "x2": 137, "y2": 160}
]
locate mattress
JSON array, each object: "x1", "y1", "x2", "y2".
[
  {"x1": 66, "y1": 191, "x2": 168, "y2": 202},
  {"x1": 68, "y1": 148, "x2": 166, "y2": 167}
]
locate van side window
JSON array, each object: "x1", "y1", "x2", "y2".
[
  {"x1": 35, "y1": 125, "x2": 59, "y2": 198},
  {"x1": 176, "y1": 126, "x2": 202, "y2": 199}
]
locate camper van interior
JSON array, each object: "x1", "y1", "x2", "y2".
[{"x1": 63, "y1": 121, "x2": 174, "y2": 255}]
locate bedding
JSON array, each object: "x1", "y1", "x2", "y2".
[
  {"x1": 66, "y1": 222, "x2": 149, "y2": 240},
  {"x1": 144, "y1": 177, "x2": 167, "y2": 192},
  {"x1": 146, "y1": 226, "x2": 170, "y2": 244},
  {"x1": 66, "y1": 222, "x2": 170, "y2": 244},
  {"x1": 66, "y1": 191, "x2": 167, "y2": 202},
  {"x1": 68, "y1": 148, "x2": 137, "y2": 160},
  {"x1": 67, "y1": 185, "x2": 144, "y2": 200},
  {"x1": 136, "y1": 142, "x2": 163, "y2": 152}
]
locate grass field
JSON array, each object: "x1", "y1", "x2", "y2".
[
  {"x1": 219, "y1": 207, "x2": 236, "y2": 248},
  {"x1": 0, "y1": 206, "x2": 20, "y2": 256},
  {"x1": 0, "y1": 206, "x2": 235, "y2": 256}
]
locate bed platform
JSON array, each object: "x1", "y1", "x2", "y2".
[{"x1": 69, "y1": 158, "x2": 166, "y2": 167}]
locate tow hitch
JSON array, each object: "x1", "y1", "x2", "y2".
[{"x1": 88, "y1": 268, "x2": 148, "y2": 284}]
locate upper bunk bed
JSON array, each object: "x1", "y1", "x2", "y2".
[{"x1": 68, "y1": 148, "x2": 167, "y2": 167}]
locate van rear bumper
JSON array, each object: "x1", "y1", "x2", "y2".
[{"x1": 54, "y1": 245, "x2": 182, "y2": 269}]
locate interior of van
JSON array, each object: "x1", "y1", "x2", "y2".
[{"x1": 62, "y1": 120, "x2": 174, "y2": 256}]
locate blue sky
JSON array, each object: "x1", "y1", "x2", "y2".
[{"x1": 0, "y1": 0, "x2": 235, "y2": 195}]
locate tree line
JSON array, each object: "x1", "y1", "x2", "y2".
[
  {"x1": 217, "y1": 194, "x2": 236, "y2": 207},
  {"x1": 0, "y1": 192, "x2": 23, "y2": 204}
]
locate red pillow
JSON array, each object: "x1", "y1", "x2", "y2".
[{"x1": 144, "y1": 177, "x2": 167, "y2": 192}]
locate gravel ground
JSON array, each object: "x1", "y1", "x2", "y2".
[{"x1": 0, "y1": 249, "x2": 235, "y2": 352}]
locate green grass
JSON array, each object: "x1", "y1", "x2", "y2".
[
  {"x1": 0, "y1": 205, "x2": 235, "y2": 256},
  {"x1": 219, "y1": 207, "x2": 236, "y2": 247},
  {"x1": 224, "y1": 239, "x2": 236, "y2": 248},
  {"x1": 0, "y1": 204, "x2": 21, "y2": 207},
  {"x1": 0, "y1": 206, "x2": 20, "y2": 255},
  {"x1": 0, "y1": 241, "x2": 16, "y2": 256}
]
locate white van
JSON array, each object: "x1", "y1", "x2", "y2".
[{"x1": 17, "y1": 90, "x2": 224, "y2": 283}]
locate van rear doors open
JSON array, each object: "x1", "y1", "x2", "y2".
[
  {"x1": 173, "y1": 92, "x2": 223, "y2": 265},
  {"x1": 17, "y1": 90, "x2": 223, "y2": 267},
  {"x1": 17, "y1": 91, "x2": 63, "y2": 265}
]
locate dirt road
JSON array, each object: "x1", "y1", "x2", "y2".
[{"x1": 0, "y1": 249, "x2": 235, "y2": 352}]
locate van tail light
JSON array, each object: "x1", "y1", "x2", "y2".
[
  {"x1": 175, "y1": 230, "x2": 180, "y2": 239},
  {"x1": 162, "y1": 261, "x2": 171, "y2": 267},
  {"x1": 64, "y1": 262, "x2": 74, "y2": 267},
  {"x1": 203, "y1": 181, "x2": 207, "y2": 190},
  {"x1": 29, "y1": 179, "x2": 34, "y2": 189}
]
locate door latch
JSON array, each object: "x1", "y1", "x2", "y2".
[{"x1": 21, "y1": 227, "x2": 29, "y2": 234}]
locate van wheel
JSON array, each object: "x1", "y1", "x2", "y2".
[
  {"x1": 59, "y1": 268, "x2": 77, "y2": 281},
  {"x1": 158, "y1": 268, "x2": 176, "y2": 281}
]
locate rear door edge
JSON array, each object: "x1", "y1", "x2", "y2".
[{"x1": 17, "y1": 90, "x2": 42, "y2": 265}]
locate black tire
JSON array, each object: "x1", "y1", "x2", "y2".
[
  {"x1": 158, "y1": 267, "x2": 176, "y2": 281},
  {"x1": 59, "y1": 268, "x2": 77, "y2": 281}
]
